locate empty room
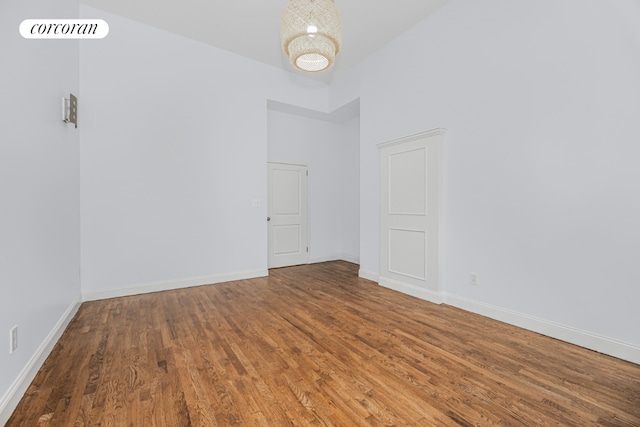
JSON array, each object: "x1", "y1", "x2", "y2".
[{"x1": 1, "y1": 0, "x2": 639, "y2": 425}]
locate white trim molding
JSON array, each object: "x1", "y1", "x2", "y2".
[
  {"x1": 378, "y1": 127, "x2": 446, "y2": 301},
  {"x1": 376, "y1": 127, "x2": 447, "y2": 149},
  {"x1": 82, "y1": 269, "x2": 269, "y2": 302},
  {"x1": 443, "y1": 293, "x2": 640, "y2": 366},
  {"x1": 309, "y1": 253, "x2": 360, "y2": 265},
  {"x1": 370, "y1": 276, "x2": 640, "y2": 365},
  {"x1": 358, "y1": 269, "x2": 379, "y2": 283},
  {"x1": 0, "y1": 294, "x2": 82, "y2": 426},
  {"x1": 378, "y1": 276, "x2": 444, "y2": 305},
  {"x1": 339, "y1": 253, "x2": 360, "y2": 265}
]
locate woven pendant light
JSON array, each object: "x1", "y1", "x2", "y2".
[{"x1": 281, "y1": 0, "x2": 342, "y2": 72}]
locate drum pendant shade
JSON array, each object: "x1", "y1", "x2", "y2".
[{"x1": 281, "y1": 0, "x2": 342, "y2": 72}]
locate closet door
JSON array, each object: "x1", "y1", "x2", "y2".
[{"x1": 378, "y1": 128, "x2": 445, "y2": 303}]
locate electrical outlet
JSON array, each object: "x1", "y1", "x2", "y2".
[
  {"x1": 10, "y1": 326, "x2": 18, "y2": 353},
  {"x1": 470, "y1": 272, "x2": 479, "y2": 285}
]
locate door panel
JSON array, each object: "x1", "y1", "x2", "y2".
[
  {"x1": 389, "y1": 228, "x2": 427, "y2": 280},
  {"x1": 389, "y1": 148, "x2": 427, "y2": 215},
  {"x1": 274, "y1": 224, "x2": 301, "y2": 255}
]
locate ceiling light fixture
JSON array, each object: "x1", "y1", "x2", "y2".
[{"x1": 280, "y1": 0, "x2": 342, "y2": 73}]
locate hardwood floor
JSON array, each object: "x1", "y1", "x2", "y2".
[{"x1": 7, "y1": 261, "x2": 640, "y2": 426}]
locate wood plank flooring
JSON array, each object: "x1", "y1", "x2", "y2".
[{"x1": 7, "y1": 261, "x2": 640, "y2": 426}]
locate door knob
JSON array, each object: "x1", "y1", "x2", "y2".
[{"x1": 267, "y1": 217, "x2": 271, "y2": 221}]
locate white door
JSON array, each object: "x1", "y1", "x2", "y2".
[
  {"x1": 267, "y1": 163, "x2": 309, "y2": 268},
  {"x1": 378, "y1": 128, "x2": 445, "y2": 303}
]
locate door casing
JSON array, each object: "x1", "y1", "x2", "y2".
[{"x1": 378, "y1": 128, "x2": 445, "y2": 303}]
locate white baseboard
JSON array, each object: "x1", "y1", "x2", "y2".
[
  {"x1": 0, "y1": 294, "x2": 82, "y2": 426},
  {"x1": 358, "y1": 269, "x2": 379, "y2": 283},
  {"x1": 309, "y1": 254, "x2": 342, "y2": 264},
  {"x1": 369, "y1": 274, "x2": 640, "y2": 365},
  {"x1": 309, "y1": 253, "x2": 360, "y2": 265},
  {"x1": 82, "y1": 269, "x2": 269, "y2": 302},
  {"x1": 339, "y1": 253, "x2": 360, "y2": 265},
  {"x1": 443, "y1": 293, "x2": 640, "y2": 365},
  {"x1": 378, "y1": 276, "x2": 444, "y2": 304}
]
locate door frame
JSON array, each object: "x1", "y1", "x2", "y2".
[{"x1": 377, "y1": 128, "x2": 446, "y2": 304}]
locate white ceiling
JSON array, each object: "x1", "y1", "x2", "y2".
[{"x1": 81, "y1": 0, "x2": 450, "y2": 82}]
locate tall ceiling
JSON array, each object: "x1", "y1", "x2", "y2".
[{"x1": 81, "y1": 0, "x2": 450, "y2": 82}]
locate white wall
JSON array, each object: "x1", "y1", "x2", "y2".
[
  {"x1": 267, "y1": 110, "x2": 359, "y2": 262},
  {"x1": 340, "y1": 116, "x2": 360, "y2": 259},
  {"x1": 0, "y1": 0, "x2": 81, "y2": 421},
  {"x1": 79, "y1": 6, "x2": 335, "y2": 295},
  {"x1": 355, "y1": 0, "x2": 640, "y2": 349}
]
